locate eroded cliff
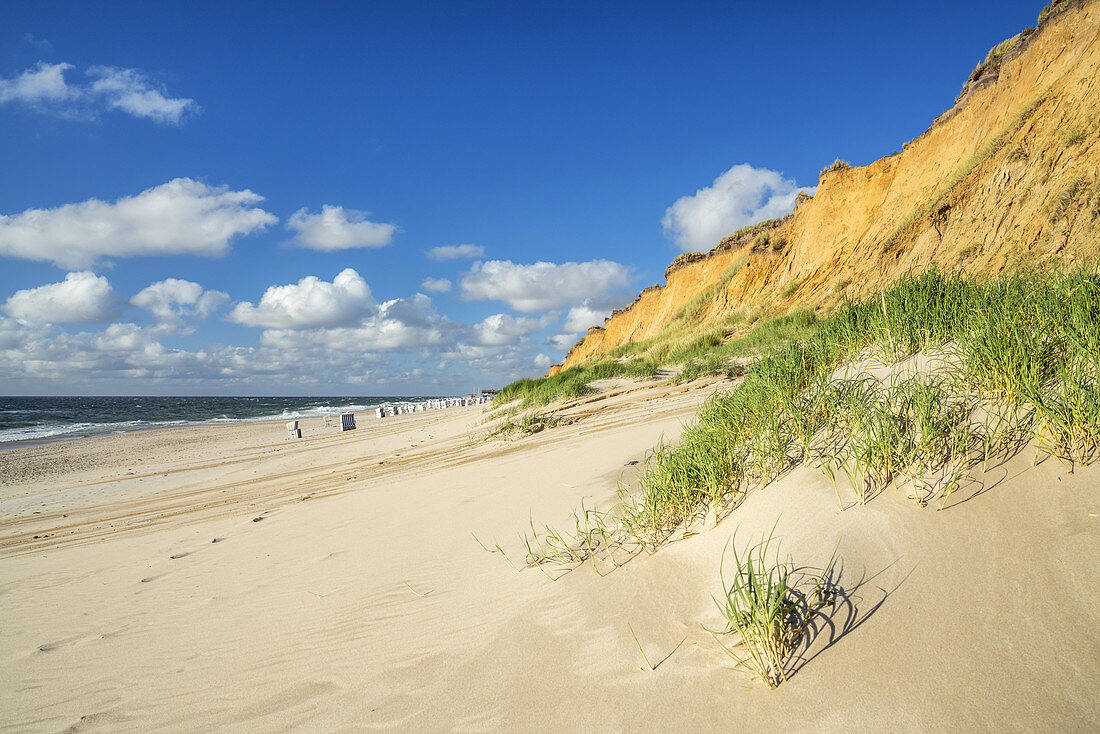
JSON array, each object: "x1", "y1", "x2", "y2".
[{"x1": 556, "y1": 0, "x2": 1100, "y2": 372}]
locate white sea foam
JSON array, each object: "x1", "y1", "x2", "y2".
[
  {"x1": 0, "y1": 420, "x2": 144, "y2": 444},
  {"x1": 260, "y1": 402, "x2": 382, "y2": 422},
  {"x1": 0, "y1": 396, "x2": 475, "y2": 449}
]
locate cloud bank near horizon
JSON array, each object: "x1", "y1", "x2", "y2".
[{"x1": 0, "y1": 254, "x2": 634, "y2": 391}]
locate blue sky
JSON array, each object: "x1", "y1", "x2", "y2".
[{"x1": 0, "y1": 0, "x2": 1045, "y2": 395}]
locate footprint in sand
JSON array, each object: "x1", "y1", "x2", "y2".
[
  {"x1": 63, "y1": 712, "x2": 122, "y2": 732},
  {"x1": 36, "y1": 635, "x2": 79, "y2": 653}
]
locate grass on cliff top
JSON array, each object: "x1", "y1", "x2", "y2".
[
  {"x1": 505, "y1": 265, "x2": 1099, "y2": 564},
  {"x1": 724, "y1": 218, "x2": 785, "y2": 244},
  {"x1": 1038, "y1": 0, "x2": 1071, "y2": 25},
  {"x1": 967, "y1": 32, "x2": 1026, "y2": 85}
]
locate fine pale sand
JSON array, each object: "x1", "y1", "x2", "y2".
[{"x1": 1, "y1": 379, "x2": 1098, "y2": 732}]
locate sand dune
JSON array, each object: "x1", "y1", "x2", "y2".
[{"x1": 1, "y1": 379, "x2": 1098, "y2": 732}]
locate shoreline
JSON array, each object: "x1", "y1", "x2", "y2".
[
  {"x1": 0, "y1": 403, "x2": 490, "y2": 549},
  {"x1": 0, "y1": 395, "x2": 487, "y2": 452}
]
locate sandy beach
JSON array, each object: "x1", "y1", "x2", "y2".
[
  {"x1": 5, "y1": 1, "x2": 1100, "y2": 731},
  {"x1": 1, "y1": 377, "x2": 1098, "y2": 732}
]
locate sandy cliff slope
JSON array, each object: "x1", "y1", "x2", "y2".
[{"x1": 559, "y1": 0, "x2": 1100, "y2": 370}]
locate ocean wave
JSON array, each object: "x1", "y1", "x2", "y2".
[
  {"x1": 0, "y1": 420, "x2": 145, "y2": 444},
  {"x1": 0, "y1": 396, "x2": 467, "y2": 448},
  {"x1": 262, "y1": 403, "x2": 381, "y2": 421}
]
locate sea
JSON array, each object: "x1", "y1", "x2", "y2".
[{"x1": 0, "y1": 395, "x2": 442, "y2": 449}]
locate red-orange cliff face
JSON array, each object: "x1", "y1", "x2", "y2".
[{"x1": 553, "y1": 0, "x2": 1100, "y2": 374}]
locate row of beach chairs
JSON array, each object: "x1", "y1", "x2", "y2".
[
  {"x1": 286, "y1": 395, "x2": 494, "y2": 439},
  {"x1": 374, "y1": 394, "x2": 493, "y2": 419}
]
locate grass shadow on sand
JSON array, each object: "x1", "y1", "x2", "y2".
[{"x1": 785, "y1": 557, "x2": 910, "y2": 680}]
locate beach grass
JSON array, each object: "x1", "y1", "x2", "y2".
[
  {"x1": 495, "y1": 358, "x2": 659, "y2": 408},
  {"x1": 486, "y1": 265, "x2": 1099, "y2": 686},
  {"x1": 486, "y1": 411, "x2": 564, "y2": 439},
  {"x1": 1038, "y1": 0, "x2": 1070, "y2": 25},
  {"x1": 667, "y1": 307, "x2": 817, "y2": 385},
  {"x1": 512, "y1": 264, "x2": 1099, "y2": 566},
  {"x1": 714, "y1": 529, "x2": 836, "y2": 687}
]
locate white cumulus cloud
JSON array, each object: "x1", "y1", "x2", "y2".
[
  {"x1": 548, "y1": 300, "x2": 616, "y2": 356},
  {"x1": 0, "y1": 178, "x2": 277, "y2": 269},
  {"x1": 0, "y1": 61, "x2": 197, "y2": 123},
  {"x1": 286, "y1": 205, "x2": 396, "y2": 251},
  {"x1": 4, "y1": 271, "x2": 118, "y2": 324},
  {"x1": 471, "y1": 313, "x2": 556, "y2": 346},
  {"x1": 662, "y1": 163, "x2": 814, "y2": 252},
  {"x1": 0, "y1": 61, "x2": 74, "y2": 105},
  {"x1": 460, "y1": 259, "x2": 631, "y2": 313},
  {"x1": 229, "y1": 268, "x2": 376, "y2": 329},
  {"x1": 258, "y1": 294, "x2": 455, "y2": 352},
  {"x1": 427, "y1": 244, "x2": 485, "y2": 260},
  {"x1": 131, "y1": 278, "x2": 229, "y2": 331},
  {"x1": 563, "y1": 303, "x2": 610, "y2": 333},
  {"x1": 86, "y1": 66, "x2": 198, "y2": 124},
  {"x1": 420, "y1": 277, "x2": 452, "y2": 293}
]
